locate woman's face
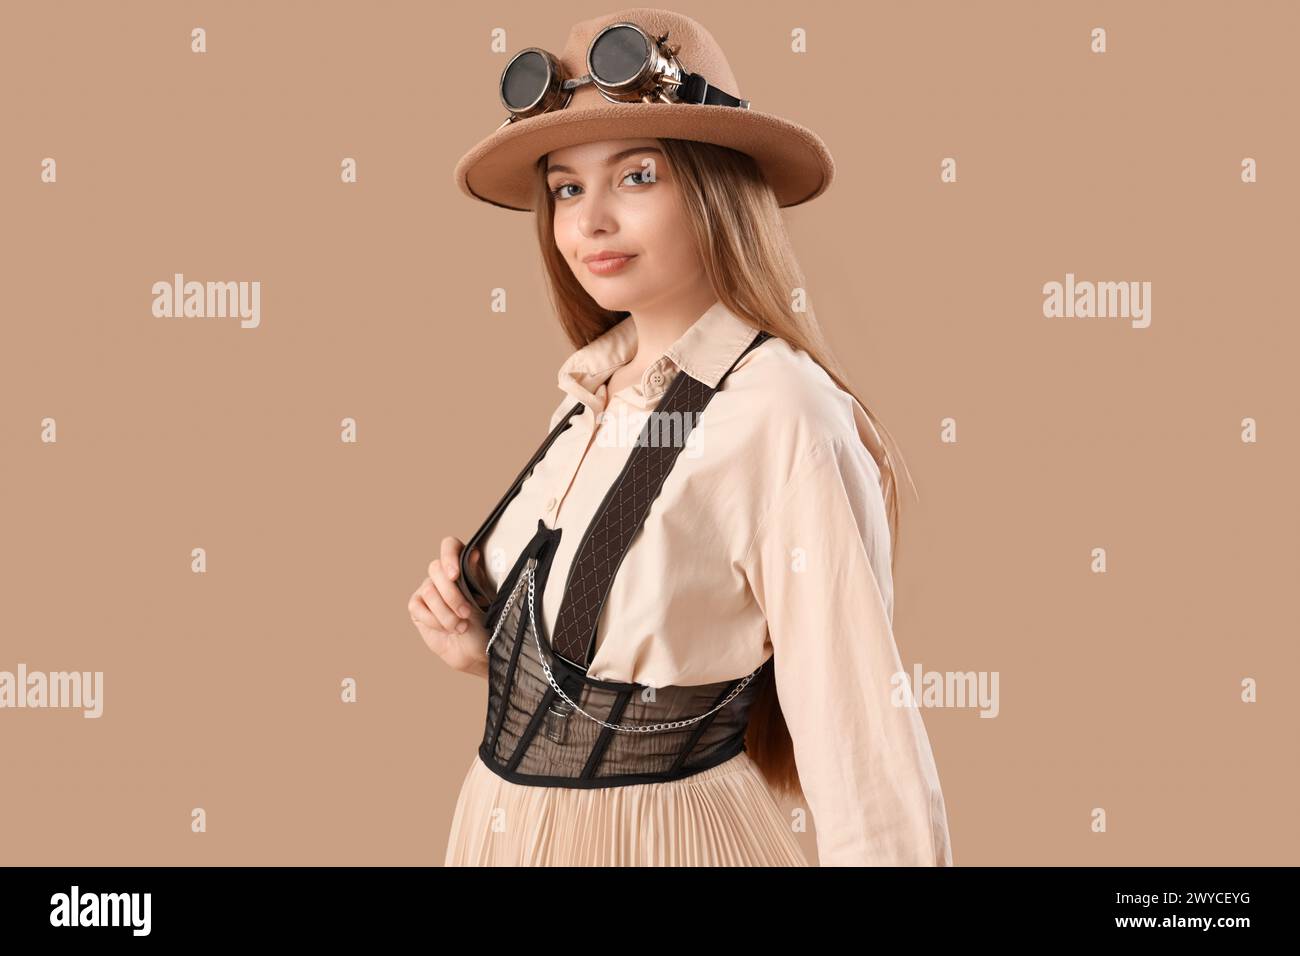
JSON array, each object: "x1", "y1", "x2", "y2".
[{"x1": 545, "y1": 138, "x2": 706, "y2": 314}]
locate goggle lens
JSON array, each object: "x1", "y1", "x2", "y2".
[
  {"x1": 589, "y1": 24, "x2": 649, "y2": 85},
  {"x1": 502, "y1": 51, "x2": 550, "y2": 112}
]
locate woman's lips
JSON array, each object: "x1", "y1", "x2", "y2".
[{"x1": 585, "y1": 254, "x2": 637, "y2": 276}]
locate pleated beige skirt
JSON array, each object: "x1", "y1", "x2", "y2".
[{"x1": 443, "y1": 748, "x2": 810, "y2": 866}]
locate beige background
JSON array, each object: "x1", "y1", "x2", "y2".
[{"x1": 2, "y1": 0, "x2": 1296, "y2": 865}]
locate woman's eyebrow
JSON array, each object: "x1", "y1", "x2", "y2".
[{"x1": 547, "y1": 147, "x2": 664, "y2": 176}]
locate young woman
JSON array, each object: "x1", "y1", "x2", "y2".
[{"x1": 411, "y1": 8, "x2": 953, "y2": 866}]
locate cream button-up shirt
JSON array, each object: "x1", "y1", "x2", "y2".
[{"x1": 475, "y1": 298, "x2": 952, "y2": 866}]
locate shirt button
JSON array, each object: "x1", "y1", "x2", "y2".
[
  {"x1": 544, "y1": 497, "x2": 557, "y2": 512},
  {"x1": 649, "y1": 371, "x2": 665, "y2": 387}
]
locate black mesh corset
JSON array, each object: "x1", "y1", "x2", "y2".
[
  {"x1": 459, "y1": 326, "x2": 774, "y2": 788},
  {"x1": 478, "y1": 522, "x2": 773, "y2": 787}
]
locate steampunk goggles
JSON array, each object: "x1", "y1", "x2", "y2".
[{"x1": 496, "y1": 21, "x2": 750, "y2": 129}]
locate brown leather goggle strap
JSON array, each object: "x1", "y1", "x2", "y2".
[{"x1": 550, "y1": 328, "x2": 772, "y2": 667}]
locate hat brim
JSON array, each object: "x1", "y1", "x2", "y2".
[{"x1": 453, "y1": 102, "x2": 835, "y2": 212}]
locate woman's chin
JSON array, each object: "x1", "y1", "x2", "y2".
[{"x1": 580, "y1": 282, "x2": 645, "y2": 314}]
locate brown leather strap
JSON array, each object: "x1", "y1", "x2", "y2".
[{"x1": 550, "y1": 328, "x2": 772, "y2": 667}]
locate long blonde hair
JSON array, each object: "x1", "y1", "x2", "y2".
[{"x1": 531, "y1": 138, "x2": 916, "y2": 799}]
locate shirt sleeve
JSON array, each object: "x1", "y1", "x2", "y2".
[{"x1": 741, "y1": 436, "x2": 953, "y2": 866}]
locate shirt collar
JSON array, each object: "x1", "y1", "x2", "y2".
[{"x1": 556, "y1": 298, "x2": 758, "y2": 415}]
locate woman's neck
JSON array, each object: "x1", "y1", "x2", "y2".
[{"x1": 623, "y1": 288, "x2": 720, "y2": 370}]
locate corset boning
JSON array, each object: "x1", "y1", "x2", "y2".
[{"x1": 477, "y1": 522, "x2": 773, "y2": 788}]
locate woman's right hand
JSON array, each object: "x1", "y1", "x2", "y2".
[{"x1": 409, "y1": 536, "x2": 491, "y2": 679}]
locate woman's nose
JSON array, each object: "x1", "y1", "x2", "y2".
[{"x1": 577, "y1": 190, "x2": 618, "y2": 236}]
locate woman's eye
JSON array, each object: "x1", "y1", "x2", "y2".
[{"x1": 549, "y1": 168, "x2": 654, "y2": 201}]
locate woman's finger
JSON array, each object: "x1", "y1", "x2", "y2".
[
  {"x1": 429, "y1": 549, "x2": 472, "y2": 619},
  {"x1": 440, "y1": 536, "x2": 463, "y2": 582},
  {"x1": 418, "y1": 574, "x2": 464, "y2": 633},
  {"x1": 409, "y1": 586, "x2": 443, "y2": 630},
  {"x1": 428, "y1": 562, "x2": 473, "y2": 627}
]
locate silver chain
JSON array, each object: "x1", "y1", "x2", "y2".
[
  {"x1": 483, "y1": 559, "x2": 764, "y2": 734},
  {"x1": 483, "y1": 568, "x2": 527, "y2": 657}
]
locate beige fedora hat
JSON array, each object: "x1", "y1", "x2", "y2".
[{"x1": 453, "y1": 6, "x2": 835, "y2": 212}]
